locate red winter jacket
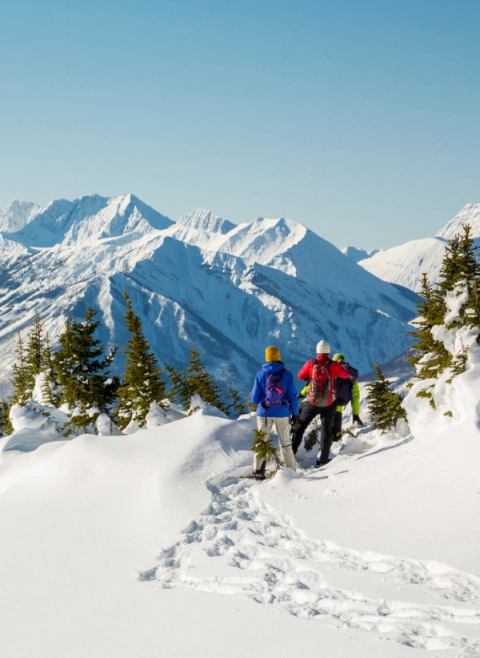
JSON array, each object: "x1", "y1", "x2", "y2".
[{"x1": 298, "y1": 354, "x2": 353, "y2": 407}]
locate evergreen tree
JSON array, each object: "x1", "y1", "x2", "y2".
[
  {"x1": 409, "y1": 225, "x2": 480, "y2": 404},
  {"x1": 408, "y1": 273, "x2": 452, "y2": 400},
  {"x1": 167, "y1": 347, "x2": 228, "y2": 413},
  {"x1": 0, "y1": 400, "x2": 13, "y2": 436},
  {"x1": 366, "y1": 364, "x2": 407, "y2": 432},
  {"x1": 185, "y1": 348, "x2": 227, "y2": 412},
  {"x1": 116, "y1": 293, "x2": 166, "y2": 429},
  {"x1": 54, "y1": 308, "x2": 119, "y2": 432},
  {"x1": 166, "y1": 364, "x2": 190, "y2": 407},
  {"x1": 251, "y1": 427, "x2": 280, "y2": 470},
  {"x1": 438, "y1": 224, "x2": 480, "y2": 330},
  {"x1": 40, "y1": 334, "x2": 61, "y2": 406},
  {"x1": 25, "y1": 312, "x2": 44, "y2": 375},
  {"x1": 227, "y1": 385, "x2": 248, "y2": 418},
  {"x1": 437, "y1": 224, "x2": 480, "y2": 374},
  {"x1": 11, "y1": 332, "x2": 34, "y2": 404}
]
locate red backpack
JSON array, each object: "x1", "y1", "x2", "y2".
[{"x1": 308, "y1": 358, "x2": 334, "y2": 407}]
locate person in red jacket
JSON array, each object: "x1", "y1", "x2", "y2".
[{"x1": 292, "y1": 339, "x2": 353, "y2": 466}]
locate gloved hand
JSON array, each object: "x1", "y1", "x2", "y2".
[
  {"x1": 352, "y1": 414, "x2": 364, "y2": 426},
  {"x1": 290, "y1": 414, "x2": 299, "y2": 426}
]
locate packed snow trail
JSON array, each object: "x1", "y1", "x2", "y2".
[{"x1": 141, "y1": 471, "x2": 480, "y2": 656}]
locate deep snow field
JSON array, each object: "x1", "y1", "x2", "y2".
[{"x1": 1, "y1": 375, "x2": 480, "y2": 658}]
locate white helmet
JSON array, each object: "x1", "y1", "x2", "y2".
[{"x1": 316, "y1": 340, "x2": 330, "y2": 354}]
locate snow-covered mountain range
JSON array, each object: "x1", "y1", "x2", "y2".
[
  {"x1": 359, "y1": 204, "x2": 480, "y2": 291},
  {"x1": 0, "y1": 194, "x2": 417, "y2": 396}
]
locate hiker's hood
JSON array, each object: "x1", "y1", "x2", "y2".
[{"x1": 261, "y1": 361, "x2": 285, "y2": 375}]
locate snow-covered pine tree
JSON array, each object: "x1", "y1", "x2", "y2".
[
  {"x1": 409, "y1": 273, "x2": 451, "y2": 376},
  {"x1": 54, "y1": 308, "x2": 119, "y2": 433},
  {"x1": 11, "y1": 332, "x2": 34, "y2": 404},
  {"x1": 438, "y1": 224, "x2": 479, "y2": 326},
  {"x1": 366, "y1": 364, "x2": 407, "y2": 432},
  {"x1": 408, "y1": 273, "x2": 452, "y2": 407},
  {"x1": 409, "y1": 224, "x2": 480, "y2": 406},
  {"x1": 432, "y1": 224, "x2": 479, "y2": 377},
  {"x1": 116, "y1": 293, "x2": 166, "y2": 430}
]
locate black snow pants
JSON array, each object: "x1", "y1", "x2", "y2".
[
  {"x1": 332, "y1": 409, "x2": 343, "y2": 442},
  {"x1": 291, "y1": 400, "x2": 336, "y2": 463}
]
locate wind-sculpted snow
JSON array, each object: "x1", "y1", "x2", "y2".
[{"x1": 0, "y1": 194, "x2": 417, "y2": 396}]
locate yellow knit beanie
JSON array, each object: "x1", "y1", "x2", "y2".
[{"x1": 265, "y1": 345, "x2": 281, "y2": 362}]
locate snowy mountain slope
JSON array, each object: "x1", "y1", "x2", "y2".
[
  {"x1": 0, "y1": 200, "x2": 42, "y2": 232},
  {"x1": 0, "y1": 231, "x2": 414, "y2": 397},
  {"x1": 0, "y1": 194, "x2": 417, "y2": 397},
  {"x1": 359, "y1": 203, "x2": 480, "y2": 291},
  {"x1": 1, "y1": 339, "x2": 480, "y2": 658},
  {"x1": 0, "y1": 233, "x2": 32, "y2": 266},
  {"x1": 169, "y1": 212, "x2": 416, "y2": 315},
  {"x1": 5, "y1": 193, "x2": 173, "y2": 248},
  {"x1": 360, "y1": 237, "x2": 448, "y2": 292}
]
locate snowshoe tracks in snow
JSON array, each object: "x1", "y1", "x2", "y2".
[{"x1": 141, "y1": 475, "x2": 480, "y2": 655}]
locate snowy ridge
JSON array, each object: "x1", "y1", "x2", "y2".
[
  {"x1": 214, "y1": 216, "x2": 308, "y2": 276},
  {"x1": 359, "y1": 203, "x2": 480, "y2": 291},
  {"x1": 5, "y1": 193, "x2": 173, "y2": 248}
]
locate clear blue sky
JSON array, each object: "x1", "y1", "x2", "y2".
[{"x1": 1, "y1": 0, "x2": 479, "y2": 249}]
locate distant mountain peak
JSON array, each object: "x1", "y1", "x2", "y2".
[
  {"x1": 359, "y1": 202, "x2": 480, "y2": 291},
  {"x1": 5, "y1": 193, "x2": 173, "y2": 248},
  {"x1": 0, "y1": 200, "x2": 43, "y2": 233},
  {"x1": 435, "y1": 203, "x2": 480, "y2": 240},
  {"x1": 342, "y1": 245, "x2": 380, "y2": 263}
]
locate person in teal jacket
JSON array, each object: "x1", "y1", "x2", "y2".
[{"x1": 331, "y1": 352, "x2": 363, "y2": 440}]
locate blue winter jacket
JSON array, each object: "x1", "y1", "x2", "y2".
[{"x1": 250, "y1": 361, "x2": 299, "y2": 418}]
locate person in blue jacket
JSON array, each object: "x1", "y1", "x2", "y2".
[{"x1": 250, "y1": 345, "x2": 299, "y2": 478}]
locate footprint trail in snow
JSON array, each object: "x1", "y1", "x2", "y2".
[{"x1": 141, "y1": 473, "x2": 480, "y2": 655}]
